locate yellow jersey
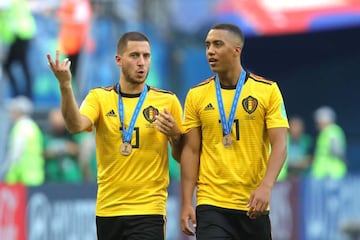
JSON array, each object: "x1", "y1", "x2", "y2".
[
  {"x1": 183, "y1": 72, "x2": 289, "y2": 211},
  {"x1": 80, "y1": 85, "x2": 183, "y2": 216}
]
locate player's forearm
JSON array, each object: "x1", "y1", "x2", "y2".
[
  {"x1": 170, "y1": 134, "x2": 183, "y2": 162},
  {"x1": 180, "y1": 129, "x2": 201, "y2": 204},
  {"x1": 181, "y1": 176, "x2": 197, "y2": 206},
  {"x1": 262, "y1": 144, "x2": 287, "y2": 188},
  {"x1": 180, "y1": 151, "x2": 199, "y2": 205},
  {"x1": 60, "y1": 85, "x2": 83, "y2": 134}
]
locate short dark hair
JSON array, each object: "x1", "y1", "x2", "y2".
[
  {"x1": 117, "y1": 31, "x2": 150, "y2": 54},
  {"x1": 210, "y1": 23, "x2": 244, "y2": 45}
]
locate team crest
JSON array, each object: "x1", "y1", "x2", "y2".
[
  {"x1": 242, "y1": 96, "x2": 258, "y2": 114},
  {"x1": 143, "y1": 106, "x2": 159, "y2": 123}
]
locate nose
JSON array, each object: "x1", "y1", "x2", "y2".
[
  {"x1": 137, "y1": 56, "x2": 145, "y2": 66},
  {"x1": 207, "y1": 45, "x2": 215, "y2": 56}
]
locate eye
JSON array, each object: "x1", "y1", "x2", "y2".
[
  {"x1": 130, "y1": 53, "x2": 139, "y2": 58},
  {"x1": 214, "y1": 41, "x2": 222, "y2": 47}
]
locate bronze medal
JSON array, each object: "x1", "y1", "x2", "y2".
[
  {"x1": 222, "y1": 135, "x2": 232, "y2": 147},
  {"x1": 120, "y1": 142, "x2": 132, "y2": 156}
]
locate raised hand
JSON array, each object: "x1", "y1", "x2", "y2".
[{"x1": 46, "y1": 50, "x2": 72, "y2": 88}]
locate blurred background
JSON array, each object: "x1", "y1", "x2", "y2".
[{"x1": 1, "y1": 0, "x2": 360, "y2": 239}]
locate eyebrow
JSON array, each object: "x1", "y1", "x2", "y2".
[
  {"x1": 205, "y1": 39, "x2": 224, "y2": 45},
  {"x1": 128, "y1": 50, "x2": 151, "y2": 55}
]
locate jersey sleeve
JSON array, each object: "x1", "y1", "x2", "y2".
[
  {"x1": 265, "y1": 83, "x2": 289, "y2": 129},
  {"x1": 170, "y1": 94, "x2": 184, "y2": 134},
  {"x1": 182, "y1": 88, "x2": 201, "y2": 133},
  {"x1": 79, "y1": 89, "x2": 100, "y2": 129}
]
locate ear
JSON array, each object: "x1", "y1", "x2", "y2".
[
  {"x1": 234, "y1": 45, "x2": 242, "y2": 57},
  {"x1": 115, "y1": 55, "x2": 121, "y2": 65}
]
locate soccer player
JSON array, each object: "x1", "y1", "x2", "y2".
[
  {"x1": 47, "y1": 31, "x2": 183, "y2": 240},
  {"x1": 180, "y1": 23, "x2": 289, "y2": 239}
]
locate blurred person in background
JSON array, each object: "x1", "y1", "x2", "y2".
[
  {"x1": 0, "y1": 0, "x2": 36, "y2": 99},
  {"x1": 180, "y1": 23, "x2": 288, "y2": 239},
  {"x1": 0, "y1": 96, "x2": 44, "y2": 185},
  {"x1": 43, "y1": 108, "x2": 83, "y2": 183},
  {"x1": 311, "y1": 106, "x2": 347, "y2": 179},
  {"x1": 46, "y1": 31, "x2": 183, "y2": 240},
  {"x1": 286, "y1": 115, "x2": 313, "y2": 179},
  {"x1": 78, "y1": 130, "x2": 97, "y2": 182},
  {"x1": 167, "y1": 144, "x2": 182, "y2": 240},
  {"x1": 57, "y1": 0, "x2": 94, "y2": 98}
]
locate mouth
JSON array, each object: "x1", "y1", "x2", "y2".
[
  {"x1": 208, "y1": 58, "x2": 217, "y2": 67},
  {"x1": 136, "y1": 69, "x2": 146, "y2": 77}
]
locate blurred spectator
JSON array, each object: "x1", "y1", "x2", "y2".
[
  {"x1": 167, "y1": 143, "x2": 182, "y2": 240},
  {"x1": 311, "y1": 106, "x2": 347, "y2": 179},
  {"x1": 0, "y1": 0, "x2": 37, "y2": 99},
  {"x1": 57, "y1": 0, "x2": 94, "y2": 98},
  {"x1": 0, "y1": 96, "x2": 44, "y2": 185},
  {"x1": 78, "y1": 131, "x2": 97, "y2": 182},
  {"x1": 43, "y1": 108, "x2": 83, "y2": 183},
  {"x1": 286, "y1": 116, "x2": 313, "y2": 179}
]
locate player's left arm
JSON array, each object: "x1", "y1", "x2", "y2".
[
  {"x1": 260, "y1": 83, "x2": 289, "y2": 187},
  {"x1": 263, "y1": 127, "x2": 288, "y2": 188},
  {"x1": 248, "y1": 127, "x2": 288, "y2": 218}
]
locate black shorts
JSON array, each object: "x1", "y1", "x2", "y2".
[
  {"x1": 96, "y1": 215, "x2": 166, "y2": 240},
  {"x1": 196, "y1": 205, "x2": 272, "y2": 240}
]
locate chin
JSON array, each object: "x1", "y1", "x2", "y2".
[
  {"x1": 210, "y1": 64, "x2": 221, "y2": 72},
  {"x1": 208, "y1": 65, "x2": 216, "y2": 72},
  {"x1": 135, "y1": 79, "x2": 146, "y2": 85},
  {"x1": 139, "y1": 77, "x2": 146, "y2": 83}
]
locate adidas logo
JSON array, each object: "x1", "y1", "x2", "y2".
[
  {"x1": 204, "y1": 103, "x2": 215, "y2": 110},
  {"x1": 106, "y1": 109, "x2": 117, "y2": 117}
]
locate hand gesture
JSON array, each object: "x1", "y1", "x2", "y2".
[
  {"x1": 155, "y1": 108, "x2": 181, "y2": 137},
  {"x1": 46, "y1": 50, "x2": 72, "y2": 88}
]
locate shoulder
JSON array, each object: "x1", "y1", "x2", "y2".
[
  {"x1": 89, "y1": 85, "x2": 117, "y2": 94},
  {"x1": 101, "y1": 85, "x2": 116, "y2": 91},
  {"x1": 190, "y1": 76, "x2": 215, "y2": 90},
  {"x1": 248, "y1": 72, "x2": 274, "y2": 85},
  {"x1": 148, "y1": 86, "x2": 181, "y2": 104},
  {"x1": 149, "y1": 86, "x2": 175, "y2": 95},
  {"x1": 87, "y1": 85, "x2": 118, "y2": 98}
]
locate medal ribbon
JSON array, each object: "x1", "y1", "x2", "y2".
[
  {"x1": 117, "y1": 84, "x2": 148, "y2": 143},
  {"x1": 215, "y1": 70, "x2": 246, "y2": 136}
]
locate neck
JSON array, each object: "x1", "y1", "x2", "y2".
[
  {"x1": 217, "y1": 66, "x2": 243, "y2": 87},
  {"x1": 119, "y1": 79, "x2": 145, "y2": 94}
]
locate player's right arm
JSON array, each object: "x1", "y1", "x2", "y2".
[
  {"x1": 47, "y1": 50, "x2": 92, "y2": 133},
  {"x1": 180, "y1": 127, "x2": 201, "y2": 236}
]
